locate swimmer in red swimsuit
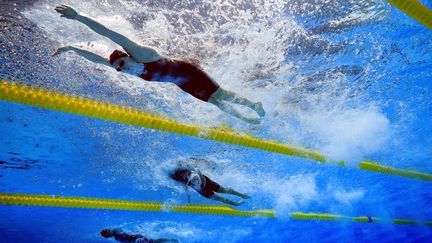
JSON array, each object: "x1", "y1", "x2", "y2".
[
  {"x1": 170, "y1": 167, "x2": 250, "y2": 206},
  {"x1": 54, "y1": 5, "x2": 265, "y2": 124}
]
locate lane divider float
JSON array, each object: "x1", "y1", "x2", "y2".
[
  {"x1": 1, "y1": 81, "x2": 431, "y2": 182},
  {"x1": 0, "y1": 192, "x2": 430, "y2": 226},
  {"x1": 388, "y1": 0, "x2": 432, "y2": 29}
]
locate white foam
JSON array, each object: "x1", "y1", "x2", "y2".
[
  {"x1": 333, "y1": 188, "x2": 366, "y2": 205},
  {"x1": 308, "y1": 106, "x2": 390, "y2": 164},
  {"x1": 261, "y1": 174, "x2": 318, "y2": 215}
]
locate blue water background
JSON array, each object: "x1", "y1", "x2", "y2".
[{"x1": 1, "y1": 0, "x2": 432, "y2": 242}]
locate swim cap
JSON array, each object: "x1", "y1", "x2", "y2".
[
  {"x1": 170, "y1": 169, "x2": 190, "y2": 183},
  {"x1": 100, "y1": 229, "x2": 112, "y2": 238},
  {"x1": 109, "y1": 50, "x2": 128, "y2": 64}
]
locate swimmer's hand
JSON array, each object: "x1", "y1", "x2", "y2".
[
  {"x1": 55, "y1": 5, "x2": 78, "y2": 19},
  {"x1": 52, "y1": 46, "x2": 70, "y2": 56},
  {"x1": 233, "y1": 200, "x2": 245, "y2": 206}
]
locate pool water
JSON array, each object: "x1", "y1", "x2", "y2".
[{"x1": 1, "y1": 0, "x2": 432, "y2": 242}]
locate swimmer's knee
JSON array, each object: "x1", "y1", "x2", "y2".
[
  {"x1": 210, "y1": 87, "x2": 228, "y2": 99},
  {"x1": 207, "y1": 96, "x2": 217, "y2": 104},
  {"x1": 207, "y1": 96, "x2": 222, "y2": 107}
]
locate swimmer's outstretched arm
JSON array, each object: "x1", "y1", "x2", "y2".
[
  {"x1": 55, "y1": 5, "x2": 160, "y2": 62},
  {"x1": 53, "y1": 46, "x2": 111, "y2": 66}
]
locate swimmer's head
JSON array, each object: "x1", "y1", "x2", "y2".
[
  {"x1": 109, "y1": 50, "x2": 137, "y2": 72},
  {"x1": 110, "y1": 50, "x2": 128, "y2": 65},
  {"x1": 110, "y1": 50, "x2": 142, "y2": 74},
  {"x1": 170, "y1": 169, "x2": 189, "y2": 184},
  {"x1": 100, "y1": 229, "x2": 113, "y2": 238}
]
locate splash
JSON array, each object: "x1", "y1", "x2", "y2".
[
  {"x1": 22, "y1": 1, "x2": 391, "y2": 162},
  {"x1": 308, "y1": 106, "x2": 390, "y2": 164}
]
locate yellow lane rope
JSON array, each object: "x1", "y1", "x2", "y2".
[
  {"x1": 388, "y1": 0, "x2": 432, "y2": 29},
  {"x1": 1, "y1": 81, "x2": 431, "y2": 182},
  {"x1": 0, "y1": 192, "x2": 274, "y2": 217},
  {"x1": 0, "y1": 192, "x2": 430, "y2": 226},
  {"x1": 291, "y1": 212, "x2": 429, "y2": 225}
]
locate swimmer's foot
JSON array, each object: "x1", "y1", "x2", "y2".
[
  {"x1": 240, "y1": 193, "x2": 251, "y2": 199},
  {"x1": 253, "y1": 102, "x2": 265, "y2": 117}
]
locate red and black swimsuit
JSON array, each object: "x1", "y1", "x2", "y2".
[
  {"x1": 140, "y1": 58, "x2": 220, "y2": 102},
  {"x1": 172, "y1": 169, "x2": 221, "y2": 198}
]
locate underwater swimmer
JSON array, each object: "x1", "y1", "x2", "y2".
[
  {"x1": 170, "y1": 167, "x2": 250, "y2": 206},
  {"x1": 53, "y1": 5, "x2": 265, "y2": 124},
  {"x1": 100, "y1": 228, "x2": 179, "y2": 243}
]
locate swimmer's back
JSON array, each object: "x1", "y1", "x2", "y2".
[{"x1": 140, "y1": 58, "x2": 220, "y2": 102}]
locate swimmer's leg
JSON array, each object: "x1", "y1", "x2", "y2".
[
  {"x1": 218, "y1": 187, "x2": 251, "y2": 199},
  {"x1": 211, "y1": 88, "x2": 265, "y2": 117},
  {"x1": 208, "y1": 97, "x2": 261, "y2": 124},
  {"x1": 210, "y1": 194, "x2": 245, "y2": 206}
]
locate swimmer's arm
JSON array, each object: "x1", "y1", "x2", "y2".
[
  {"x1": 53, "y1": 46, "x2": 111, "y2": 67},
  {"x1": 55, "y1": 5, "x2": 160, "y2": 62},
  {"x1": 185, "y1": 185, "x2": 191, "y2": 203},
  {"x1": 211, "y1": 194, "x2": 244, "y2": 206},
  {"x1": 74, "y1": 15, "x2": 161, "y2": 61},
  {"x1": 198, "y1": 172, "x2": 206, "y2": 185}
]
